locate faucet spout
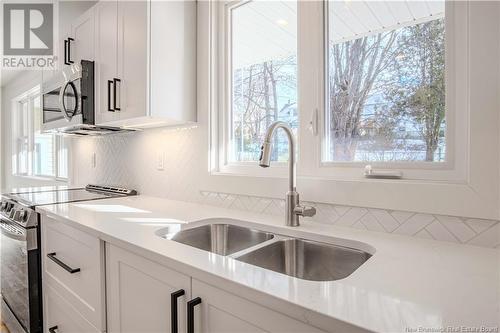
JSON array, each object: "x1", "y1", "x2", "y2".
[
  {"x1": 259, "y1": 121, "x2": 296, "y2": 192},
  {"x1": 259, "y1": 121, "x2": 315, "y2": 226}
]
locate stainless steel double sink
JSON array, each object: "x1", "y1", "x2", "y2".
[{"x1": 156, "y1": 221, "x2": 372, "y2": 282}]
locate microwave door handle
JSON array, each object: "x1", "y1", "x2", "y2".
[{"x1": 59, "y1": 81, "x2": 78, "y2": 121}]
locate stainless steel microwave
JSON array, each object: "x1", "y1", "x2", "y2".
[{"x1": 42, "y1": 60, "x2": 95, "y2": 132}]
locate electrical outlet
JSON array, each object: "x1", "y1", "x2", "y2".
[
  {"x1": 91, "y1": 152, "x2": 96, "y2": 168},
  {"x1": 157, "y1": 152, "x2": 165, "y2": 171}
]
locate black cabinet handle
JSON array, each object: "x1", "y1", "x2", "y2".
[
  {"x1": 67, "y1": 37, "x2": 74, "y2": 64},
  {"x1": 107, "y1": 80, "x2": 114, "y2": 112},
  {"x1": 171, "y1": 289, "x2": 185, "y2": 333},
  {"x1": 187, "y1": 297, "x2": 201, "y2": 333},
  {"x1": 64, "y1": 39, "x2": 69, "y2": 65},
  {"x1": 49, "y1": 326, "x2": 58, "y2": 333},
  {"x1": 47, "y1": 252, "x2": 80, "y2": 274},
  {"x1": 113, "y1": 78, "x2": 121, "y2": 111}
]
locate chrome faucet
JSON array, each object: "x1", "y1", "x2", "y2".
[{"x1": 259, "y1": 121, "x2": 316, "y2": 227}]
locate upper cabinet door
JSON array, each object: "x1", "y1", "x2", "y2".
[
  {"x1": 116, "y1": 1, "x2": 148, "y2": 122},
  {"x1": 70, "y1": 8, "x2": 95, "y2": 65},
  {"x1": 95, "y1": 0, "x2": 119, "y2": 124},
  {"x1": 150, "y1": 0, "x2": 196, "y2": 124}
]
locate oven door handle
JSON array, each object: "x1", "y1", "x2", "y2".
[
  {"x1": 0, "y1": 220, "x2": 26, "y2": 242},
  {"x1": 47, "y1": 252, "x2": 81, "y2": 274}
]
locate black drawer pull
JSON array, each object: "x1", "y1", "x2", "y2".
[
  {"x1": 187, "y1": 297, "x2": 201, "y2": 333},
  {"x1": 49, "y1": 325, "x2": 58, "y2": 333},
  {"x1": 64, "y1": 39, "x2": 69, "y2": 65},
  {"x1": 107, "y1": 80, "x2": 114, "y2": 112},
  {"x1": 113, "y1": 78, "x2": 121, "y2": 111},
  {"x1": 47, "y1": 252, "x2": 80, "y2": 274},
  {"x1": 171, "y1": 289, "x2": 185, "y2": 333},
  {"x1": 67, "y1": 37, "x2": 74, "y2": 64}
]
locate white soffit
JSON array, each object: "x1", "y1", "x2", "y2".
[
  {"x1": 232, "y1": 0, "x2": 444, "y2": 68},
  {"x1": 330, "y1": 0, "x2": 445, "y2": 43}
]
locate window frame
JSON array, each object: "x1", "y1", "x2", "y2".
[
  {"x1": 213, "y1": 0, "x2": 467, "y2": 183},
  {"x1": 215, "y1": 0, "x2": 292, "y2": 178},
  {"x1": 11, "y1": 86, "x2": 69, "y2": 182}
]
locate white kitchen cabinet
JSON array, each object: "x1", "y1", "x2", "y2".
[
  {"x1": 115, "y1": 1, "x2": 148, "y2": 122},
  {"x1": 69, "y1": 7, "x2": 95, "y2": 66},
  {"x1": 106, "y1": 244, "x2": 191, "y2": 333},
  {"x1": 94, "y1": 0, "x2": 120, "y2": 124},
  {"x1": 105, "y1": 244, "x2": 330, "y2": 333},
  {"x1": 41, "y1": 214, "x2": 106, "y2": 332},
  {"x1": 148, "y1": 0, "x2": 197, "y2": 127},
  {"x1": 94, "y1": 1, "x2": 149, "y2": 126},
  {"x1": 191, "y1": 279, "x2": 328, "y2": 333},
  {"x1": 43, "y1": 283, "x2": 99, "y2": 333},
  {"x1": 93, "y1": 0, "x2": 196, "y2": 129}
]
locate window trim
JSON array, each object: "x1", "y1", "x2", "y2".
[
  {"x1": 303, "y1": 0, "x2": 467, "y2": 182},
  {"x1": 11, "y1": 86, "x2": 68, "y2": 181},
  {"x1": 213, "y1": 0, "x2": 467, "y2": 183},
  {"x1": 202, "y1": 0, "x2": 500, "y2": 219}
]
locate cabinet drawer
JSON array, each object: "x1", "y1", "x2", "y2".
[
  {"x1": 41, "y1": 215, "x2": 105, "y2": 330},
  {"x1": 44, "y1": 283, "x2": 100, "y2": 333}
]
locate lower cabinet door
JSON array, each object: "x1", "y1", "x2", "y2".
[
  {"x1": 44, "y1": 282, "x2": 100, "y2": 333},
  {"x1": 191, "y1": 279, "x2": 328, "y2": 333},
  {"x1": 106, "y1": 244, "x2": 191, "y2": 333}
]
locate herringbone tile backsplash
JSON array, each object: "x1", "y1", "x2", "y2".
[{"x1": 70, "y1": 127, "x2": 500, "y2": 248}]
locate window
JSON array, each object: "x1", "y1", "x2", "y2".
[
  {"x1": 226, "y1": 0, "x2": 298, "y2": 163},
  {"x1": 12, "y1": 87, "x2": 68, "y2": 180},
  {"x1": 215, "y1": 0, "x2": 464, "y2": 181},
  {"x1": 324, "y1": 1, "x2": 446, "y2": 163}
]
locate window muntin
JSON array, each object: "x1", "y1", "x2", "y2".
[
  {"x1": 324, "y1": 0, "x2": 446, "y2": 163},
  {"x1": 228, "y1": 0, "x2": 298, "y2": 163}
]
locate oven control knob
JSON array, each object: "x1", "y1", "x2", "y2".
[
  {"x1": 0, "y1": 202, "x2": 7, "y2": 211},
  {"x1": 19, "y1": 210, "x2": 28, "y2": 221}
]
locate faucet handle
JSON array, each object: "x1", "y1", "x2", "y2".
[{"x1": 294, "y1": 205, "x2": 316, "y2": 217}]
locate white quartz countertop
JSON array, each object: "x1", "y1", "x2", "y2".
[{"x1": 36, "y1": 196, "x2": 499, "y2": 333}]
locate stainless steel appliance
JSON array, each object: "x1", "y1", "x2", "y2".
[
  {"x1": 42, "y1": 61, "x2": 129, "y2": 135},
  {"x1": 0, "y1": 185, "x2": 137, "y2": 333}
]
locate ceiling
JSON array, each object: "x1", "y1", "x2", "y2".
[{"x1": 232, "y1": 0, "x2": 445, "y2": 68}]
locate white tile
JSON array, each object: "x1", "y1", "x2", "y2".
[
  {"x1": 311, "y1": 203, "x2": 339, "y2": 225},
  {"x1": 335, "y1": 207, "x2": 367, "y2": 227},
  {"x1": 359, "y1": 213, "x2": 386, "y2": 232},
  {"x1": 415, "y1": 229, "x2": 433, "y2": 240},
  {"x1": 424, "y1": 220, "x2": 459, "y2": 243},
  {"x1": 390, "y1": 210, "x2": 413, "y2": 224},
  {"x1": 467, "y1": 224, "x2": 500, "y2": 247},
  {"x1": 435, "y1": 215, "x2": 476, "y2": 243},
  {"x1": 393, "y1": 213, "x2": 434, "y2": 236},
  {"x1": 351, "y1": 220, "x2": 368, "y2": 230},
  {"x1": 465, "y1": 218, "x2": 498, "y2": 234},
  {"x1": 333, "y1": 205, "x2": 351, "y2": 216},
  {"x1": 369, "y1": 209, "x2": 400, "y2": 232}
]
